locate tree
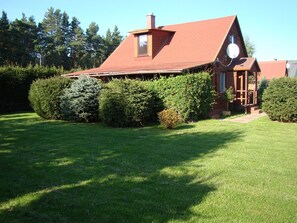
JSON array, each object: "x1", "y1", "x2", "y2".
[
  {"x1": 244, "y1": 35, "x2": 255, "y2": 57},
  {"x1": 68, "y1": 17, "x2": 85, "y2": 69},
  {"x1": 0, "y1": 11, "x2": 11, "y2": 65},
  {"x1": 38, "y1": 8, "x2": 69, "y2": 67},
  {"x1": 81, "y1": 22, "x2": 103, "y2": 69},
  {"x1": 10, "y1": 14, "x2": 38, "y2": 66},
  {"x1": 101, "y1": 25, "x2": 123, "y2": 61}
]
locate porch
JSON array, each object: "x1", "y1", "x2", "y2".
[{"x1": 229, "y1": 57, "x2": 261, "y2": 113}]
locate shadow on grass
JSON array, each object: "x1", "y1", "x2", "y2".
[{"x1": 0, "y1": 114, "x2": 242, "y2": 222}]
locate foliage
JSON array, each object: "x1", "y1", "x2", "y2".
[
  {"x1": 158, "y1": 108, "x2": 180, "y2": 129},
  {"x1": 153, "y1": 72, "x2": 216, "y2": 122},
  {"x1": 244, "y1": 35, "x2": 256, "y2": 57},
  {"x1": 0, "y1": 9, "x2": 123, "y2": 70},
  {"x1": 262, "y1": 77, "x2": 297, "y2": 122},
  {"x1": 257, "y1": 76, "x2": 268, "y2": 107},
  {"x1": 0, "y1": 65, "x2": 63, "y2": 112},
  {"x1": 29, "y1": 76, "x2": 73, "y2": 119},
  {"x1": 222, "y1": 86, "x2": 235, "y2": 111},
  {"x1": 60, "y1": 75, "x2": 101, "y2": 122},
  {"x1": 99, "y1": 79, "x2": 160, "y2": 127}
]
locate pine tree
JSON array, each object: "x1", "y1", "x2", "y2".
[
  {"x1": 69, "y1": 17, "x2": 85, "y2": 69},
  {"x1": 0, "y1": 11, "x2": 11, "y2": 65},
  {"x1": 10, "y1": 14, "x2": 38, "y2": 66},
  {"x1": 81, "y1": 22, "x2": 103, "y2": 69},
  {"x1": 101, "y1": 25, "x2": 123, "y2": 61}
]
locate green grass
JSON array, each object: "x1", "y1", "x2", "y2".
[{"x1": 0, "y1": 113, "x2": 296, "y2": 222}]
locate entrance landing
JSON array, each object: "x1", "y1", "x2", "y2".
[{"x1": 225, "y1": 112, "x2": 267, "y2": 123}]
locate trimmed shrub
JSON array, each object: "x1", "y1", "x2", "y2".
[
  {"x1": 153, "y1": 72, "x2": 216, "y2": 122},
  {"x1": 60, "y1": 75, "x2": 101, "y2": 122},
  {"x1": 29, "y1": 76, "x2": 73, "y2": 119},
  {"x1": 158, "y1": 108, "x2": 180, "y2": 129},
  {"x1": 262, "y1": 77, "x2": 297, "y2": 122},
  {"x1": 99, "y1": 79, "x2": 162, "y2": 127},
  {"x1": 0, "y1": 65, "x2": 63, "y2": 112},
  {"x1": 258, "y1": 77, "x2": 268, "y2": 108}
]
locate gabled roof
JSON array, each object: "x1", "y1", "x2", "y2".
[
  {"x1": 258, "y1": 60, "x2": 287, "y2": 80},
  {"x1": 229, "y1": 57, "x2": 260, "y2": 72},
  {"x1": 65, "y1": 15, "x2": 239, "y2": 77}
]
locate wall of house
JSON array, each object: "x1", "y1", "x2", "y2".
[
  {"x1": 211, "y1": 18, "x2": 248, "y2": 112},
  {"x1": 152, "y1": 30, "x2": 174, "y2": 58}
]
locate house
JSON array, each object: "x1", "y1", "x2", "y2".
[
  {"x1": 258, "y1": 60, "x2": 288, "y2": 81},
  {"x1": 64, "y1": 15, "x2": 260, "y2": 114}
]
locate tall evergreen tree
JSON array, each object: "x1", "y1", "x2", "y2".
[
  {"x1": 38, "y1": 7, "x2": 69, "y2": 67},
  {"x1": 81, "y1": 22, "x2": 103, "y2": 69},
  {"x1": 0, "y1": 11, "x2": 11, "y2": 65},
  {"x1": 69, "y1": 17, "x2": 85, "y2": 69},
  {"x1": 102, "y1": 25, "x2": 123, "y2": 60},
  {"x1": 10, "y1": 14, "x2": 38, "y2": 66}
]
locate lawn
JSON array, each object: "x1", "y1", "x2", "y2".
[{"x1": 0, "y1": 113, "x2": 296, "y2": 222}]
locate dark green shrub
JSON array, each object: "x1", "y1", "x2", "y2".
[
  {"x1": 99, "y1": 79, "x2": 161, "y2": 127},
  {"x1": 99, "y1": 89, "x2": 126, "y2": 127},
  {"x1": 60, "y1": 75, "x2": 101, "y2": 122},
  {"x1": 29, "y1": 76, "x2": 73, "y2": 119},
  {"x1": 258, "y1": 77, "x2": 268, "y2": 107},
  {"x1": 262, "y1": 77, "x2": 297, "y2": 122},
  {"x1": 0, "y1": 65, "x2": 63, "y2": 112},
  {"x1": 158, "y1": 108, "x2": 180, "y2": 129},
  {"x1": 153, "y1": 72, "x2": 216, "y2": 122}
]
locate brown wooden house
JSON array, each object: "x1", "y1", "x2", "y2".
[{"x1": 64, "y1": 15, "x2": 260, "y2": 115}]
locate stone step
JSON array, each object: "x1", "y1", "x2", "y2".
[{"x1": 250, "y1": 106, "x2": 262, "y2": 114}]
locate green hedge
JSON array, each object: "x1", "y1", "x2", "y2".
[
  {"x1": 29, "y1": 77, "x2": 73, "y2": 119},
  {"x1": 0, "y1": 65, "x2": 63, "y2": 112},
  {"x1": 153, "y1": 72, "x2": 216, "y2": 121},
  {"x1": 262, "y1": 77, "x2": 297, "y2": 122},
  {"x1": 99, "y1": 79, "x2": 162, "y2": 127}
]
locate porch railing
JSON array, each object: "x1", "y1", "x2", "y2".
[{"x1": 235, "y1": 90, "x2": 257, "y2": 105}]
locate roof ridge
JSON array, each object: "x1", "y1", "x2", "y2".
[{"x1": 161, "y1": 15, "x2": 237, "y2": 29}]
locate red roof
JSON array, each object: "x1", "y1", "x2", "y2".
[
  {"x1": 65, "y1": 15, "x2": 238, "y2": 77},
  {"x1": 258, "y1": 60, "x2": 287, "y2": 80}
]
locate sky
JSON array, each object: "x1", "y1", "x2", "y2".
[{"x1": 1, "y1": 0, "x2": 296, "y2": 61}]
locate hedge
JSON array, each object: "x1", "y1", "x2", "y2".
[
  {"x1": 153, "y1": 72, "x2": 216, "y2": 121},
  {"x1": 99, "y1": 79, "x2": 162, "y2": 127},
  {"x1": 0, "y1": 65, "x2": 63, "y2": 112},
  {"x1": 262, "y1": 77, "x2": 297, "y2": 122},
  {"x1": 29, "y1": 76, "x2": 73, "y2": 120}
]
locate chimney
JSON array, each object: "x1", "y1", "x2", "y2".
[{"x1": 146, "y1": 13, "x2": 155, "y2": 29}]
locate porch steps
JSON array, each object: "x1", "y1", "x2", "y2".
[{"x1": 250, "y1": 106, "x2": 262, "y2": 114}]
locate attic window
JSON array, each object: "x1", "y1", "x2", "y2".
[{"x1": 138, "y1": 34, "x2": 148, "y2": 55}]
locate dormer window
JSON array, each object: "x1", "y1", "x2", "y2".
[{"x1": 138, "y1": 34, "x2": 148, "y2": 56}]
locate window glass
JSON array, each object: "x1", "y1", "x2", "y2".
[
  {"x1": 138, "y1": 34, "x2": 148, "y2": 55},
  {"x1": 219, "y1": 72, "x2": 226, "y2": 93}
]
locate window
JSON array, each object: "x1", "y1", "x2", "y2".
[
  {"x1": 138, "y1": 34, "x2": 148, "y2": 55},
  {"x1": 219, "y1": 72, "x2": 226, "y2": 93}
]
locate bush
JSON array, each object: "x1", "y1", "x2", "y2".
[
  {"x1": 99, "y1": 79, "x2": 162, "y2": 127},
  {"x1": 29, "y1": 76, "x2": 73, "y2": 119},
  {"x1": 258, "y1": 77, "x2": 268, "y2": 107},
  {"x1": 0, "y1": 65, "x2": 63, "y2": 112},
  {"x1": 262, "y1": 77, "x2": 297, "y2": 122},
  {"x1": 60, "y1": 75, "x2": 101, "y2": 122},
  {"x1": 153, "y1": 72, "x2": 216, "y2": 122},
  {"x1": 158, "y1": 108, "x2": 180, "y2": 129}
]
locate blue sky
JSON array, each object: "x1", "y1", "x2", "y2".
[{"x1": 1, "y1": 0, "x2": 296, "y2": 61}]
